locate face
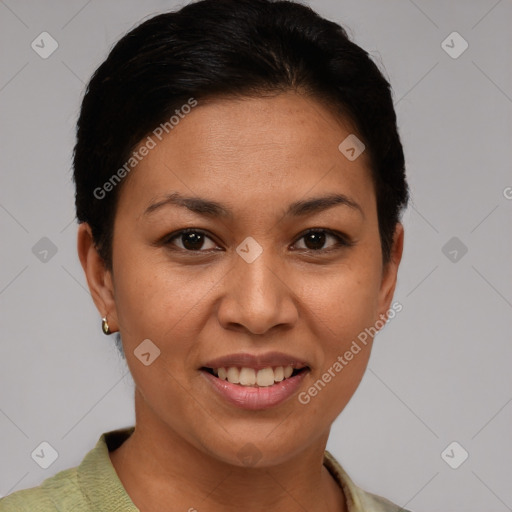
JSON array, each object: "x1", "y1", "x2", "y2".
[{"x1": 81, "y1": 91, "x2": 403, "y2": 467}]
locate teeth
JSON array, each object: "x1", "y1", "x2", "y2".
[
  {"x1": 226, "y1": 367, "x2": 240, "y2": 384},
  {"x1": 256, "y1": 367, "x2": 275, "y2": 387},
  {"x1": 239, "y1": 368, "x2": 256, "y2": 386},
  {"x1": 212, "y1": 365, "x2": 300, "y2": 386}
]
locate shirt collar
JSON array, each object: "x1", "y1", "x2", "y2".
[
  {"x1": 77, "y1": 426, "x2": 139, "y2": 511},
  {"x1": 77, "y1": 427, "x2": 364, "y2": 512}
]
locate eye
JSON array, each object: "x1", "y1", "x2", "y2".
[
  {"x1": 162, "y1": 227, "x2": 352, "y2": 254},
  {"x1": 292, "y1": 228, "x2": 352, "y2": 253},
  {"x1": 164, "y1": 228, "x2": 219, "y2": 252}
]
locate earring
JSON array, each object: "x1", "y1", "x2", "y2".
[{"x1": 102, "y1": 316, "x2": 112, "y2": 335}]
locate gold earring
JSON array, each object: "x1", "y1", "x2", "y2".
[{"x1": 102, "y1": 316, "x2": 111, "y2": 335}]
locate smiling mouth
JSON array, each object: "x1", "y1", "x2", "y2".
[{"x1": 201, "y1": 366, "x2": 309, "y2": 387}]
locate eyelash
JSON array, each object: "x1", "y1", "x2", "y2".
[{"x1": 162, "y1": 227, "x2": 353, "y2": 255}]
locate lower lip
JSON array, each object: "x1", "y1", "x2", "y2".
[{"x1": 201, "y1": 369, "x2": 309, "y2": 410}]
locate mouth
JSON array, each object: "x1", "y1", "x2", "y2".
[
  {"x1": 200, "y1": 363, "x2": 310, "y2": 410},
  {"x1": 200, "y1": 365, "x2": 309, "y2": 387}
]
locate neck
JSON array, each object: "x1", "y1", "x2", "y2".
[{"x1": 109, "y1": 389, "x2": 347, "y2": 512}]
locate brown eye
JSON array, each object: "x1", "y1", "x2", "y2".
[
  {"x1": 166, "y1": 229, "x2": 218, "y2": 251},
  {"x1": 163, "y1": 227, "x2": 351, "y2": 254},
  {"x1": 293, "y1": 229, "x2": 351, "y2": 252}
]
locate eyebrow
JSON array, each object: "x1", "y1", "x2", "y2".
[{"x1": 143, "y1": 192, "x2": 364, "y2": 219}]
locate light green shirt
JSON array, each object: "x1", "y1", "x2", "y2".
[{"x1": 0, "y1": 427, "x2": 411, "y2": 511}]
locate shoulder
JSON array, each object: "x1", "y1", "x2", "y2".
[
  {"x1": 0, "y1": 427, "x2": 136, "y2": 512},
  {"x1": 0, "y1": 467, "x2": 82, "y2": 512},
  {"x1": 356, "y1": 488, "x2": 413, "y2": 512},
  {"x1": 323, "y1": 450, "x2": 413, "y2": 512}
]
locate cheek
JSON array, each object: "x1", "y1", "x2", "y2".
[
  {"x1": 111, "y1": 254, "x2": 212, "y2": 406},
  {"x1": 113, "y1": 238, "x2": 382, "y2": 360},
  {"x1": 296, "y1": 258, "x2": 381, "y2": 404},
  {"x1": 113, "y1": 248, "x2": 209, "y2": 338},
  {"x1": 111, "y1": 249, "x2": 229, "y2": 391},
  {"x1": 300, "y1": 259, "x2": 382, "y2": 337},
  {"x1": 297, "y1": 272, "x2": 378, "y2": 422}
]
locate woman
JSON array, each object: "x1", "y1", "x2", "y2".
[{"x1": 0, "y1": 0, "x2": 410, "y2": 510}]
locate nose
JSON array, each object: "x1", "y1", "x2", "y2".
[{"x1": 216, "y1": 244, "x2": 299, "y2": 336}]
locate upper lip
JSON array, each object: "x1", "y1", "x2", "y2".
[{"x1": 201, "y1": 351, "x2": 310, "y2": 371}]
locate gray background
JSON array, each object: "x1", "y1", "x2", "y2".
[{"x1": 1, "y1": 0, "x2": 511, "y2": 510}]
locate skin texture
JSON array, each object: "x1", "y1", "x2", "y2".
[{"x1": 78, "y1": 91, "x2": 404, "y2": 512}]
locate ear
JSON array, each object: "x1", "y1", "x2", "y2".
[
  {"x1": 77, "y1": 223, "x2": 118, "y2": 333},
  {"x1": 376, "y1": 223, "x2": 404, "y2": 320}
]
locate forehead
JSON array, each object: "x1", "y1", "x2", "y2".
[{"x1": 118, "y1": 92, "x2": 376, "y2": 219}]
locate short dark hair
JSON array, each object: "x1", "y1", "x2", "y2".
[{"x1": 73, "y1": 0, "x2": 408, "y2": 269}]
